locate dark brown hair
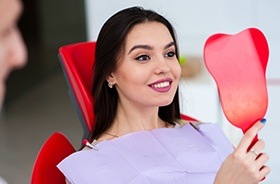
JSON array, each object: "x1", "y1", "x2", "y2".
[{"x1": 90, "y1": 6, "x2": 181, "y2": 140}]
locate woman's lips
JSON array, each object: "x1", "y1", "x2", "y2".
[{"x1": 148, "y1": 78, "x2": 173, "y2": 93}]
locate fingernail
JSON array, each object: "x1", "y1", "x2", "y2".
[{"x1": 260, "y1": 118, "x2": 267, "y2": 124}]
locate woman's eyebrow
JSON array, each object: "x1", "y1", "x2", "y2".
[
  {"x1": 164, "y1": 41, "x2": 175, "y2": 49},
  {"x1": 128, "y1": 44, "x2": 153, "y2": 54},
  {"x1": 128, "y1": 41, "x2": 175, "y2": 55}
]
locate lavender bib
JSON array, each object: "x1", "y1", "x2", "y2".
[{"x1": 58, "y1": 123, "x2": 233, "y2": 184}]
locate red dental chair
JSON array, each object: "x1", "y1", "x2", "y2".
[
  {"x1": 58, "y1": 41, "x2": 96, "y2": 139},
  {"x1": 31, "y1": 42, "x2": 197, "y2": 183},
  {"x1": 31, "y1": 42, "x2": 95, "y2": 184}
]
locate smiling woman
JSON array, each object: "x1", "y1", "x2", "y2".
[
  {"x1": 105, "y1": 21, "x2": 181, "y2": 121},
  {"x1": 58, "y1": 6, "x2": 270, "y2": 184},
  {"x1": 89, "y1": 7, "x2": 182, "y2": 139}
]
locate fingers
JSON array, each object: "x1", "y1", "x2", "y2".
[
  {"x1": 256, "y1": 152, "x2": 269, "y2": 168},
  {"x1": 246, "y1": 147, "x2": 270, "y2": 181},
  {"x1": 259, "y1": 165, "x2": 271, "y2": 180},
  {"x1": 247, "y1": 139, "x2": 265, "y2": 160},
  {"x1": 247, "y1": 148, "x2": 269, "y2": 174},
  {"x1": 242, "y1": 121, "x2": 269, "y2": 181},
  {"x1": 227, "y1": 119, "x2": 270, "y2": 182},
  {"x1": 236, "y1": 119, "x2": 266, "y2": 153}
]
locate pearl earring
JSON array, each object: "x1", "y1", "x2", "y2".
[{"x1": 108, "y1": 83, "x2": 113, "y2": 88}]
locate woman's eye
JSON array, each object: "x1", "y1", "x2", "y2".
[
  {"x1": 165, "y1": 51, "x2": 175, "y2": 58},
  {"x1": 135, "y1": 54, "x2": 150, "y2": 61}
]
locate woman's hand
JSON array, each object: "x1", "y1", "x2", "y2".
[{"x1": 214, "y1": 120, "x2": 270, "y2": 184}]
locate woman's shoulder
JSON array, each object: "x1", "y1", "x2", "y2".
[
  {"x1": 179, "y1": 120, "x2": 234, "y2": 158},
  {"x1": 174, "y1": 118, "x2": 207, "y2": 129},
  {"x1": 175, "y1": 120, "x2": 233, "y2": 148}
]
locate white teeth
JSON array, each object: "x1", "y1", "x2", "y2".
[{"x1": 152, "y1": 81, "x2": 170, "y2": 88}]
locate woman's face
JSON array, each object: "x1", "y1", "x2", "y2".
[
  {"x1": 108, "y1": 21, "x2": 181, "y2": 109},
  {"x1": 0, "y1": 0, "x2": 27, "y2": 108}
]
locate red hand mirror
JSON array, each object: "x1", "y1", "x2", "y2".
[{"x1": 203, "y1": 28, "x2": 269, "y2": 143}]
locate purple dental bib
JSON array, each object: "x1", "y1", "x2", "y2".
[{"x1": 58, "y1": 123, "x2": 233, "y2": 184}]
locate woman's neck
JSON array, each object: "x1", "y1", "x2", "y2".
[{"x1": 106, "y1": 102, "x2": 166, "y2": 137}]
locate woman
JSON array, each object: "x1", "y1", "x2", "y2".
[{"x1": 58, "y1": 7, "x2": 269, "y2": 183}]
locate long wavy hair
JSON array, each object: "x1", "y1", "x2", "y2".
[{"x1": 90, "y1": 6, "x2": 181, "y2": 140}]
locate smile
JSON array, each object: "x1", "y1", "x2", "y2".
[
  {"x1": 151, "y1": 81, "x2": 170, "y2": 88},
  {"x1": 148, "y1": 78, "x2": 173, "y2": 93}
]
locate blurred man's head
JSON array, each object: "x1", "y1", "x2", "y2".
[{"x1": 0, "y1": 0, "x2": 27, "y2": 109}]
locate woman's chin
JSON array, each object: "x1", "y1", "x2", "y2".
[{"x1": 158, "y1": 99, "x2": 173, "y2": 107}]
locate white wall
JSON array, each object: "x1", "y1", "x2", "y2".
[{"x1": 85, "y1": 1, "x2": 280, "y2": 183}]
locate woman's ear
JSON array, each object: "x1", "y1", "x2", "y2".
[
  {"x1": 106, "y1": 74, "x2": 116, "y2": 88},
  {"x1": 106, "y1": 74, "x2": 115, "y2": 84}
]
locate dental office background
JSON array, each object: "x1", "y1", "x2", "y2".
[
  {"x1": 1, "y1": 1, "x2": 278, "y2": 183},
  {"x1": 85, "y1": 1, "x2": 279, "y2": 183}
]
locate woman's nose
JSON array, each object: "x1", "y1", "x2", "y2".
[{"x1": 154, "y1": 57, "x2": 170, "y2": 75}]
